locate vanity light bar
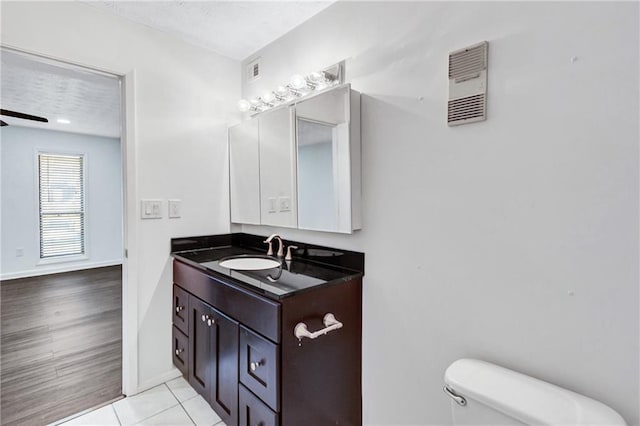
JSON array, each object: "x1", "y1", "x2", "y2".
[{"x1": 237, "y1": 61, "x2": 345, "y2": 113}]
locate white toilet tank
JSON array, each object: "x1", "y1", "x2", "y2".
[{"x1": 444, "y1": 359, "x2": 626, "y2": 426}]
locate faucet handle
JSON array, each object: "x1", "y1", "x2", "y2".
[
  {"x1": 285, "y1": 245, "x2": 298, "y2": 261},
  {"x1": 263, "y1": 239, "x2": 274, "y2": 256}
]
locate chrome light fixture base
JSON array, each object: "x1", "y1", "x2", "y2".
[{"x1": 237, "y1": 61, "x2": 345, "y2": 114}]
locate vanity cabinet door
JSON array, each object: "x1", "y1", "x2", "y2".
[
  {"x1": 188, "y1": 295, "x2": 240, "y2": 425},
  {"x1": 209, "y1": 308, "x2": 239, "y2": 426},
  {"x1": 188, "y1": 296, "x2": 213, "y2": 399}
]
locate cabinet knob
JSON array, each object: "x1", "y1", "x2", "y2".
[
  {"x1": 201, "y1": 314, "x2": 215, "y2": 326},
  {"x1": 175, "y1": 348, "x2": 184, "y2": 355},
  {"x1": 250, "y1": 360, "x2": 263, "y2": 372},
  {"x1": 175, "y1": 306, "x2": 184, "y2": 313}
]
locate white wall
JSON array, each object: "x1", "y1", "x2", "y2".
[
  {"x1": 1, "y1": 127, "x2": 122, "y2": 278},
  {"x1": 1, "y1": 1, "x2": 239, "y2": 392},
  {"x1": 241, "y1": 2, "x2": 639, "y2": 425}
]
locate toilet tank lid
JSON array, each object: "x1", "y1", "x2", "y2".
[{"x1": 444, "y1": 359, "x2": 626, "y2": 426}]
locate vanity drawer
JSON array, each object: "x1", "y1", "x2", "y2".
[
  {"x1": 239, "y1": 384, "x2": 279, "y2": 426},
  {"x1": 173, "y1": 284, "x2": 189, "y2": 335},
  {"x1": 174, "y1": 260, "x2": 281, "y2": 342},
  {"x1": 172, "y1": 326, "x2": 189, "y2": 377},
  {"x1": 239, "y1": 326, "x2": 280, "y2": 411}
]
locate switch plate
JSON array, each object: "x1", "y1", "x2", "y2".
[
  {"x1": 168, "y1": 199, "x2": 181, "y2": 218},
  {"x1": 278, "y1": 196, "x2": 291, "y2": 212},
  {"x1": 141, "y1": 199, "x2": 163, "y2": 219},
  {"x1": 268, "y1": 197, "x2": 277, "y2": 213}
]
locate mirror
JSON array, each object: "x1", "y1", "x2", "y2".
[
  {"x1": 295, "y1": 85, "x2": 360, "y2": 233},
  {"x1": 228, "y1": 84, "x2": 360, "y2": 233},
  {"x1": 229, "y1": 119, "x2": 260, "y2": 224},
  {"x1": 258, "y1": 106, "x2": 297, "y2": 228}
]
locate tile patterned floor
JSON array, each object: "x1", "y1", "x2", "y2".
[{"x1": 56, "y1": 377, "x2": 225, "y2": 426}]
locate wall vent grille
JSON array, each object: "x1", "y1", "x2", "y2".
[
  {"x1": 247, "y1": 58, "x2": 261, "y2": 82},
  {"x1": 448, "y1": 94, "x2": 486, "y2": 124},
  {"x1": 448, "y1": 41, "x2": 488, "y2": 126}
]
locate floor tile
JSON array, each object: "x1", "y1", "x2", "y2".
[
  {"x1": 113, "y1": 385, "x2": 178, "y2": 425},
  {"x1": 134, "y1": 405, "x2": 193, "y2": 426},
  {"x1": 181, "y1": 395, "x2": 222, "y2": 426},
  {"x1": 166, "y1": 376, "x2": 197, "y2": 403},
  {"x1": 60, "y1": 404, "x2": 120, "y2": 425}
]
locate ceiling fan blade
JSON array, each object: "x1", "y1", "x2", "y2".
[
  {"x1": 0, "y1": 120, "x2": 7, "y2": 127},
  {"x1": 0, "y1": 109, "x2": 48, "y2": 123}
]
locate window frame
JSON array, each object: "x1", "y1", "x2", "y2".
[{"x1": 36, "y1": 150, "x2": 89, "y2": 264}]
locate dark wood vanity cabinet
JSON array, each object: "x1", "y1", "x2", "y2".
[{"x1": 172, "y1": 259, "x2": 362, "y2": 426}]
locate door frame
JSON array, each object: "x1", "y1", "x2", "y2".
[{"x1": 0, "y1": 45, "x2": 139, "y2": 396}]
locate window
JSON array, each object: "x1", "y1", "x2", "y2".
[{"x1": 38, "y1": 153, "x2": 85, "y2": 258}]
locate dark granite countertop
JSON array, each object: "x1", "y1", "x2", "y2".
[{"x1": 171, "y1": 234, "x2": 364, "y2": 300}]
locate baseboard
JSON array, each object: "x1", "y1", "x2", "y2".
[
  {"x1": 134, "y1": 368, "x2": 182, "y2": 395},
  {"x1": 0, "y1": 259, "x2": 123, "y2": 280}
]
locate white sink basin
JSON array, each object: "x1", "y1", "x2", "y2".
[{"x1": 219, "y1": 256, "x2": 281, "y2": 271}]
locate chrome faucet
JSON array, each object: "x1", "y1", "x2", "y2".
[{"x1": 264, "y1": 234, "x2": 284, "y2": 257}]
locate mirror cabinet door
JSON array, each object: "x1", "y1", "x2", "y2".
[
  {"x1": 229, "y1": 119, "x2": 260, "y2": 224},
  {"x1": 295, "y1": 86, "x2": 357, "y2": 233},
  {"x1": 258, "y1": 106, "x2": 298, "y2": 228}
]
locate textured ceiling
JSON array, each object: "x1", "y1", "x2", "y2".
[
  {"x1": 82, "y1": 1, "x2": 334, "y2": 60},
  {"x1": 1, "y1": 2, "x2": 334, "y2": 138},
  {"x1": 1, "y1": 50, "x2": 121, "y2": 138}
]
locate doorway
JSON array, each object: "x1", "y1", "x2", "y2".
[{"x1": 0, "y1": 49, "x2": 126, "y2": 425}]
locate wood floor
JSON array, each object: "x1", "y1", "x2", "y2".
[{"x1": 1, "y1": 265, "x2": 123, "y2": 426}]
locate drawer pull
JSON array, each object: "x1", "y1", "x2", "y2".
[
  {"x1": 175, "y1": 305, "x2": 184, "y2": 313},
  {"x1": 175, "y1": 348, "x2": 184, "y2": 356},
  {"x1": 250, "y1": 360, "x2": 263, "y2": 372},
  {"x1": 294, "y1": 313, "x2": 343, "y2": 340}
]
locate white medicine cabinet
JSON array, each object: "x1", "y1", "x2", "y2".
[{"x1": 228, "y1": 84, "x2": 361, "y2": 234}]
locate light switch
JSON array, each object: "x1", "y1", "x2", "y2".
[
  {"x1": 168, "y1": 199, "x2": 181, "y2": 218},
  {"x1": 268, "y1": 197, "x2": 277, "y2": 213},
  {"x1": 141, "y1": 199, "x2": 163, "y2": 219},
  {"x1": 279, "y1": 196, "x2": 291, "y2": 212}
]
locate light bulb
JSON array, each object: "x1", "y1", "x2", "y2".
[
  {"x1": 276, "y1": 85, "x2": 288, "y2": 95},
  {"x1": 289, "y1": 74, "x2": 306, "y2": 90},
  {"x1": 309, "y1": 71, "x2": 324, "y2": 82},
  {"x1": 262, "y1": 92, "x2": 275, "y2": 103},
  {"x1": 237, "y1": 99, "x2": 251, "y2": 112}
]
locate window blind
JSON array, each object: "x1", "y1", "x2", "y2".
[{"x1": 39, "y1": 153, "x2": 85, "y2": 258}]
